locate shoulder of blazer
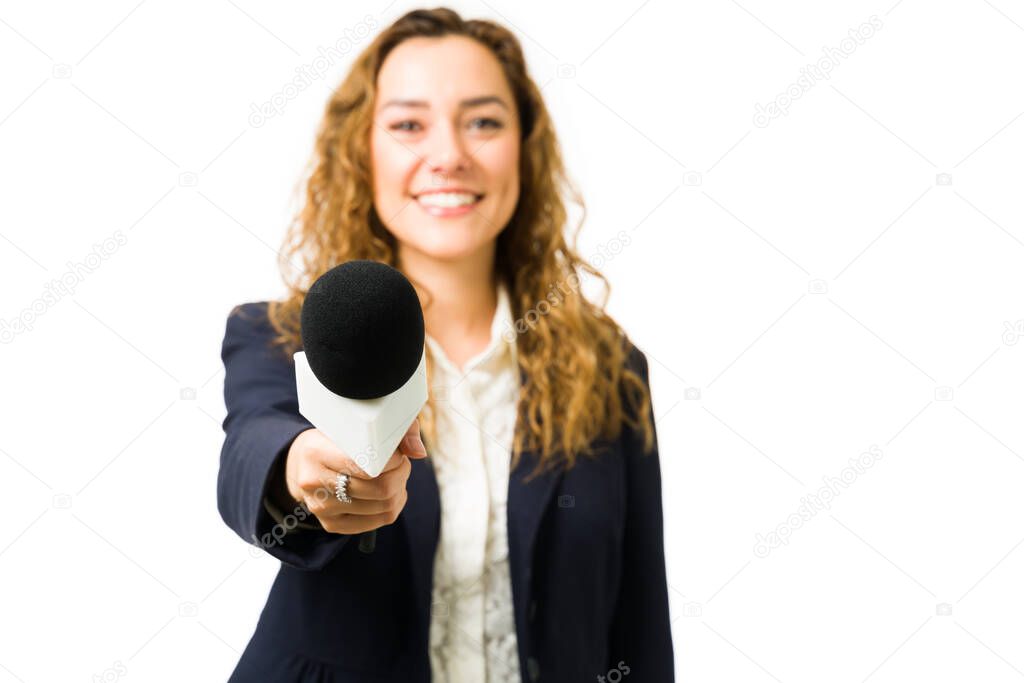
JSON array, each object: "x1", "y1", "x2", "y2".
[
  {"x1": 223, "y1": 301, "x2": 283, "y2": 353},
  {"x1": 226, "y1": 301, "x2": 272, "y2": 331},
  {"x1": 617, "y1": 337, "x2": 654, "y2": 453},
  {"x1": 620, "y1": 337, "x2": 651, "y2": 399},
  {"x1": 220, "y1": 301, "x2": 304, "y2": 387},
  {"x1": 623, "y1": 338, "x2": 648, "y2": 376}
]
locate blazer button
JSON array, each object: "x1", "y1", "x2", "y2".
[{"x1": 526, "y1": 656, "x2": 540, "y2": 681}]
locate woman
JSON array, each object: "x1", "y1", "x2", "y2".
[{"x1": 217, "y1": 7, "x2": 673, "y2": 682}]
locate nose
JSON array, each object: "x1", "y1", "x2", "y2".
[{"x1": 426, "y1": 120, "x2": 471, "y2": 176}]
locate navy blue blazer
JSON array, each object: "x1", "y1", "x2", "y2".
[{"x1": 217, "y1": 302, "x2": 675, "y2": 682}]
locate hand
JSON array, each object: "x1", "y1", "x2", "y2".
[{"x1": 283, "y1": 419, "x2": 427, "y2": 534}]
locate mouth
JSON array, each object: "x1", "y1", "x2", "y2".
[
  {"x1": 412, "y1": 191, "x2": 485, "y2": 217},
  {"x1": 412, "y1": 191, "x2": 484, "y2": 208}
]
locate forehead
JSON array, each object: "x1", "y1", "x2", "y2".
[{"x1": 375, "y1": 35, "x2": 512, "y2": 108}]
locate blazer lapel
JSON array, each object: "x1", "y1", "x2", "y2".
[
  {"x1": 401, "y1": 440, "x2": 440, "y2": 641},
  {"x1": 506, "y1": 437, "x2": 564, "y2": 630},
  {"x1": 506, "y1": 364, "x2": 565, "y2": 594}
]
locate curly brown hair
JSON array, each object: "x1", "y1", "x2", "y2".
[{"x1": 261, "y1": 6, "x2": 654, "y2": 478}]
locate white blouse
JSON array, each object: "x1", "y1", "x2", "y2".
[{"x1": 424, "y1": 282, "x2": 521, "y2": 683}]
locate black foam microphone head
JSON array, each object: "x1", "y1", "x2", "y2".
[{"x1": 300, "y1": 260, "x2": 425, "y2": 400}]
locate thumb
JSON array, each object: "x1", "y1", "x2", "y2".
[{"x1": 401, "y1": 419, "x2": 428, "y2": 458}]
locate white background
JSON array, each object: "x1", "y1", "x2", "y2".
[{"x1": 1, "y1": 0, "x2": 1023, "y2": 681}]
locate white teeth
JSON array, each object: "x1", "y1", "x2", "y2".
[{"x1": 416, "y1": 192, "x2": 479, "y2": 208}]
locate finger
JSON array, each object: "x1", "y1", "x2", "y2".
[
  {"x1": 300, "y1": 468, "x2": 345, "y2": 512},
  {"x1": 378, "y1": 450, "x2": 405, "y2": 474},
  {"x1": 302, "y1": 467, "x2": 383, "y2": 516},
  {"x1": 400, "y1": 419, "x2": 428, "y2": 459},
  {"x1": 321, "y1": 489, "x2": 407, "y2": 534},
  {"x1": 308, "y1": 459, "x2": 408, "y2": 506},
  {"x1": 319, "y1": 486, "x2": 404, "y2": 518},
  {"x1": 347, "y1": 456, "x2": 410, "y2": 501},
  {"x1": 315, "y1": 445, "x2": 373, "y2": 479},
  {"x1": 342, "y1": 449, "x2": 401, "y2": 480},
  {"x1": 324, "y1": 492, "x2": 397, "y2": 517}
]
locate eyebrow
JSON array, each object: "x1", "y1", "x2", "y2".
[{"x1": 380, "y1": 95, "x2": 509, "y2": 111}]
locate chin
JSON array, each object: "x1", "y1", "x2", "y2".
[
  {"x1": 396, "y1": 219, "x2": 484, "y2": 251},
  {"x1": 404, "y1": 235, "x2": 491, "y2": 263},
  {"x1": 422, "y1": 244, "x2": 486, "y2": 262}
]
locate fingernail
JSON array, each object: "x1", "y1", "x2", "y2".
[{"x1": 403, "y1": 434, "x2": 427, "y2": 457}]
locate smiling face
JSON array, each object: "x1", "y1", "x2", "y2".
[{"x1": 370, "y1": 35, "x2": 521, "y2": 266}]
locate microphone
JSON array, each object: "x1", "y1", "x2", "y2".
[{"x1": 294, "y1": 259, "x2": 428, "y2": 553}]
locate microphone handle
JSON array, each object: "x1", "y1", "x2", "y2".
[{"x1": 358, "y1": 529, "x2": 377, "y2": 553}]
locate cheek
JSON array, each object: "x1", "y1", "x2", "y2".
[
  {"x1": 481, "y1": 140, "x2": 520, "y2": 196},
  {"x1": 371, "y1": 136, "x2": 409, "y2": 193}
]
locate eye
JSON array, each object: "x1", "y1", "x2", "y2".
[
  {"x1": 471, "y1": 118, "x2": 502, "y2": 130},
  {"x1": 390, "y1": 120, "x2": 421, "y2": 132}
]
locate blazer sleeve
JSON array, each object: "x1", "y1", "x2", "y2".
[
  {"x1": 217, "y1": 302, "x2": 352, "y2": 570},
  {"x1": 607, "y1": 345, "x2": 676, "y2": 679}
]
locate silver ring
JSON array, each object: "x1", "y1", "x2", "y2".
[{"x1": 334, "y1": 472, "x2": 352, "y2": 504}]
